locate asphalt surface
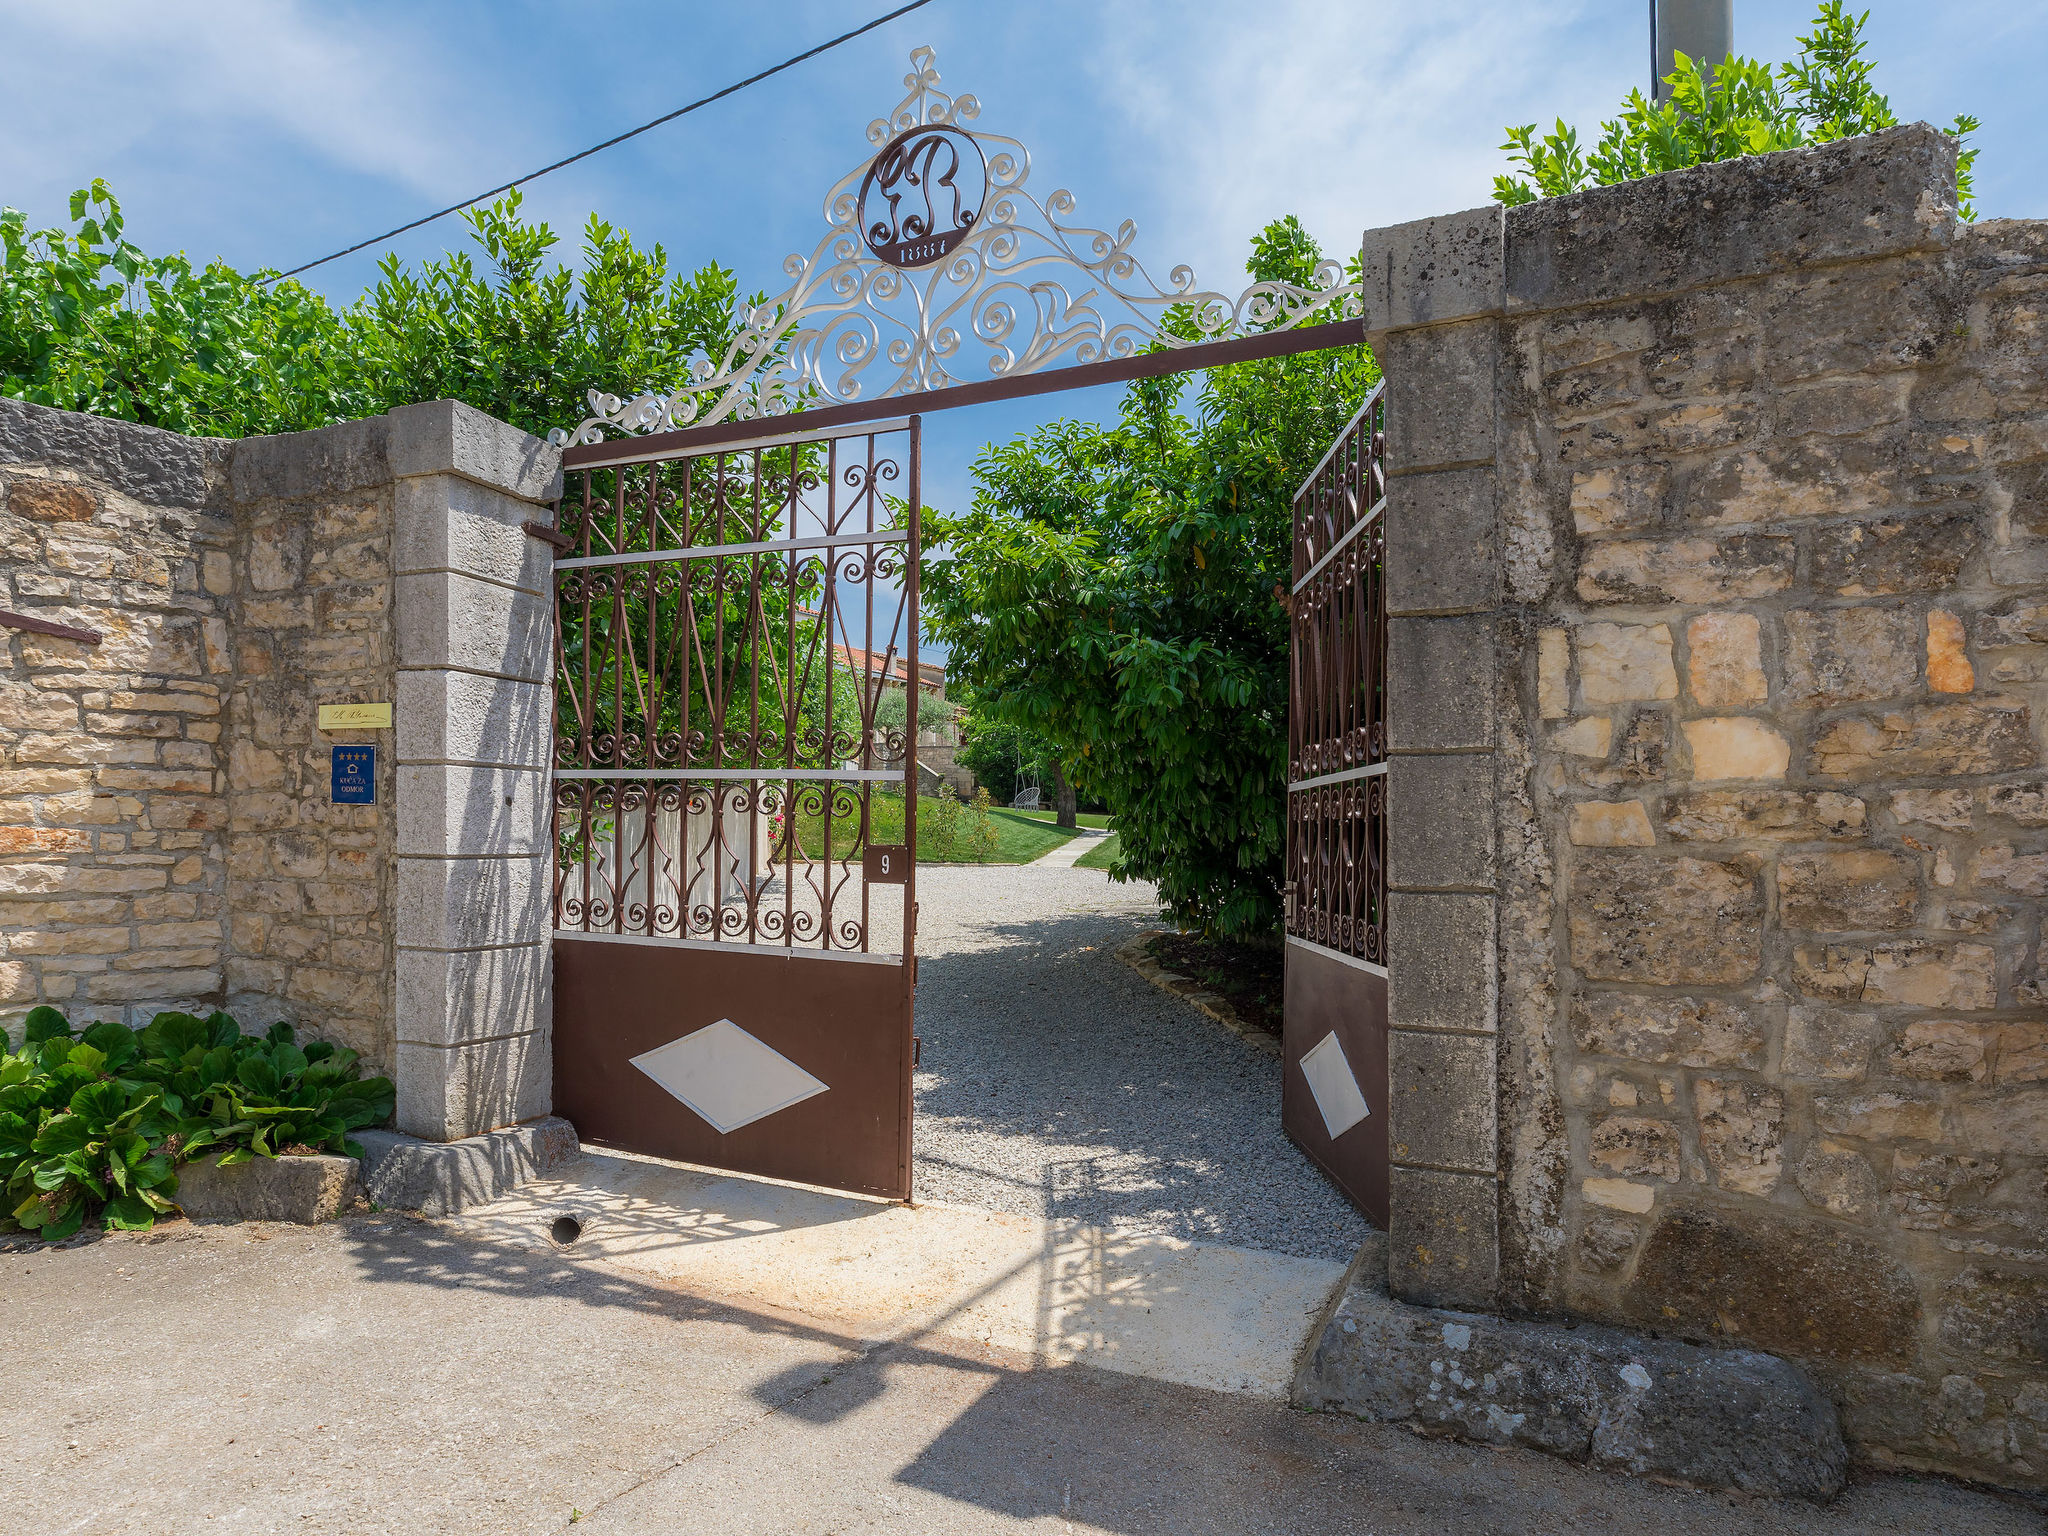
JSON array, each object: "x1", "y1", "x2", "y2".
[
  {"x1": 5, "y1": 1216, "x2": 2038, "y2": 1536},
  {"x1": 906, "y1": 865, "x2": 1374, "y2": 1263}
]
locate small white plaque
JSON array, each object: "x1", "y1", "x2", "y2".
[
  {"x1": 1300, "y1": 1029, "x2": 1371, "y2": 1140},
  {"x1": 629, "y1": 1019, "x2": 828, "y2": 1134}
]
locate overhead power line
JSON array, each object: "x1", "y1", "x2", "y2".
[{"x1": 267, "y1": 0, "x2": 937, "y2": 282}]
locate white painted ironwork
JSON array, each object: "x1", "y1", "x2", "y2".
[{"x1": 552, "y1": 46, "x2": 1362, "y2": 446}]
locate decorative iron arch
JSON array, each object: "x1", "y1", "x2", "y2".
[{"x1": 551, "y1": 46, "x2": 1363, "y2": 449}]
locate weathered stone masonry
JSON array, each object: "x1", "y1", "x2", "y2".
[
  {"x1": 1368, "y1": 124, "x2": 2048, "y2": 1488},
  {"x1": 2, "y1": 399, "x2": 558, "y2": 1145}
]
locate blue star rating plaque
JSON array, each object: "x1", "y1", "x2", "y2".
[{"x1": 331, "y1": 745, "x2": 376, "y2": 805}]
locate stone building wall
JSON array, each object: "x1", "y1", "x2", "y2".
[
  {"x1": 220, "y1": 421, "x2": 399, "y2": 1068},
  {"x1": 1, "y1": 400, "x2": 558, "y2": 1147},
  {"x1": 0, "y1": 402, "x2": 231, "y2": 1027},
  {"x1": 1366, "y1": 125, "x2": 2047, "y2": 1486}
]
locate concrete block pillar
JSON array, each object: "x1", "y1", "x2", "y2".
[
  {"x1": 388, "y1": 401, "x2": 562, "y2": 1141},
  {"x1": 1361, "y1": 206, "x2": 1506, "y2": 1310}
]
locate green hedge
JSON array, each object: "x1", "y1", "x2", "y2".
[{"x1": 1, "y1": 1006, "x2": 393, "y2": 1242}]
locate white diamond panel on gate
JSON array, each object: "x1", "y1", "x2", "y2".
[
  {"x1": 1299, "y1": 1029, "x2": 1371, "y2": 1140},
  {"x1": 629, "y1": 1019, "x2": 830, "y2": 1134}
]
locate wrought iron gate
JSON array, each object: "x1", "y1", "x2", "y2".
[
  {"x1": 549, "y1": 419, "x2": 921, "y2": 1200},
  {"x1": 1282, "y1": 383, "x2": 1390, "y2": 1225}
]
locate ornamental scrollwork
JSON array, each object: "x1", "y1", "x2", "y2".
[{"x1": 551, "y1": 46, "x2": 1362, "y2": 447}]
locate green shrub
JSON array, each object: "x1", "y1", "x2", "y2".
[
  {"x1": 1494, "y1": 3, "x2": 1979, "y2": 220},
  {"x1": 0, "y1": 1005, "x2": 394, "y2": 1242}
]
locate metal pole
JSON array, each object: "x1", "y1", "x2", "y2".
[{"x1": 1653, "y1": 0, "x2": 1733, "y2": 104}]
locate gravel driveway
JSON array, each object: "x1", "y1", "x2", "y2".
[{"x1": 909, "y1": 864, "x2": 1375, "y2": 1263}]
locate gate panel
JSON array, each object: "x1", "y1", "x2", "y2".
[
  {"x1": 1282, "y1": 385, "x2": 1390, "y2": 1225},
  {"x1": 549, "y1": 418, "x2": 921, "y2": 1201}
]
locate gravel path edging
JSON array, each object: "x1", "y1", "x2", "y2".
[{"x1": 1114, "y1": 930, "x2": 1281, "y2": 1059}]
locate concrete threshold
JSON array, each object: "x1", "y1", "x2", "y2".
[{"x1": 445, "y1": 1143, "x2": 1347, "y2": 1401}]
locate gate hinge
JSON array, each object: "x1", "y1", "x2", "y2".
[{"x1": 912, "y1": 1035, "x2": 922, "y2": 1067}]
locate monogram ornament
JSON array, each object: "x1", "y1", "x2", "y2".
[{"x1": 552, "y1": 47, "x2": 1361, "y2": 446}]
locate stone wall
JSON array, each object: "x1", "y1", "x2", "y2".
[
  {"x1": 1366, "y1": 125, "x2": 2047, "y2": 1486},
  {"x1": 1, "y1": 399, "x2": 558, "y2": 1145},
  {"x1": 1, "y1": 403, "x2": 231, "y2": 1024}
]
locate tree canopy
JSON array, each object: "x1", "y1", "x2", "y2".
[
  {"x1": 1494, "y1": 2, "x2": 1979, "y2": 218},
  {"x1": 923, "y1": 217, "x2": 1377, "y2": 938},
  {"x1": 0, "y1": 182, "x2": 747, "y2": 441}
]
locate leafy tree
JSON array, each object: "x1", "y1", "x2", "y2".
[
  {"x1": 1, "y1": 182, "x2": 751, "y2": 441},
  {"x1": 1495, "y1": 3, "x2": 1979, "y2": 219},
  {"x1": 923, "y1": 217, "x2": 1376, "y2": 938},
  {"x1": 954, "y1": 706, "x2": 1061, "y2": 807}
]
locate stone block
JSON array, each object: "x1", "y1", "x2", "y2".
[
  {"x1": 394, "y1": 570, "x2": 551, "y2": 683},
  {"x1": 1294, "y1": 1238, "x2": 1848, "y2": 1499},
  {"x1": 1380, "y1": 321, "x2": 1497, "y2": 472},
  {"x1": 1568, "y1": 854, "x2": 1761, "y2": 986},
  {"x1": 1575, "y1": 622, "x2": 1676, "y2": 706},
  {"x1": 1387, "y1": 892, "x2": 1495, "y2": 1034},
  {"x1": 1358, "y1": 204, "x2": 1503, "y2": 331},
  {"x1": 1784, "y1": 1005, "x2": 1879, "y2": 1081},
  {"x1": 1387, "y1": 1165, "x2": 1497, "y2": 1310},
  {"x1": 1589, "y1": 1115, "x2": 1679, "y2": 1181},
  {"x1": 1684, "y1": 612, "x2": 1765, "y2": 707},
  {"x1": 1567, "y1": 800, "x2": 1654, "y2": 847},
  {"x1": 1628, "y1": 1205, "x2": 1921, "y2": 1364},
  {"x1": 355, "y1": 1113, "x2": 579, "y2": 1216},
  {"x1": 1572, "y1": 991, "x2": 1764, "y2": 1070},
  {"x1": 1383, "y1": 467, "x2": 1497, "y2": 614},
  {"x1": 1693, "y1": 1077, "x2": 1785, "y2": 1195},
  {"x1": 231, "y1": 414, "x2": 391, "y2": 502},
  {"x1": 1683, "y1": 717, "x2": 1789, "y2": 781},
  {"x1": 395, "y1": 763, "x2": 549, "y2": 858},
  {"x1": 1504, "y1": 124, "x2": 1956, "y2": 315},
  {"x1": 1938, "y1": 1268, "x2": 2048, "y2": 1367},
  {"x1": 1794, "y1": 1140, "x2": 1882, "y2": 1220},
  {"x1": 1778, "y1": 848, "x2": 1919, "y2": 931},
  {"x1": 1536, "y1": 629, "x2": 1569, "y2": 718},
  {"x1": 394, "y1": 669, "x2": 552, "y2": 770},
  {"x1": 1388, "y1": 754, "x2": 1493, "y2": 890},
  {"x1": 1924, "y1": 609, "x2": 1976, "y2": 701},
  {"x1": 386, "y1": 398, "x2": 563, "y2": 503},
  {"x1": 396, "y1": 854, "x2": 549, "y2": 950},
  {"x1": 1387, "y1": 1030, "x2": 1495, "y2": 1172},
  {"x1": 1577, "y1": 535, "x2": 1793, "y2": 606},
  {"x1": 393, "y1": 474, "x2": 555, "y2": 596},
  {"x1": 1387, "y1": 615, "x2": 1494, "y2": 751},
  {"x1": 1971, "y1": 843, "x2": 2048, "y2": 897},
  {"x1": 1783, "y1": 606, "x2": 1920, "y2": 705},
  {"x1": 393, "y1": 1032, "x2": 552, "y2": 1142},
  {"x1": 1568, "y1": 462, "x2": 1666, "y2": 535},
  {"x1": 1792, "y1": 940, "x2": 1997, "y2": 1010},
  {"x1": 1810, "y1": 700, "x2": 2034, "y2": 779},
  {"x1": 0, "y1": 397, "x2": 215, "y2": 509},
  {"x1": 1812, "y1": 510, "x2": 1979, "y2": 597},
  {"x1": 396, "y1": 940, "x2": 550, "y2": 1048},
  {"x1": 1886, "y1": 1019, "x2": 1990, "y2": 1082},
  {"x1": 175, "y1": 1150, "x2": 358, "y2": 1223},
  {"x1": 1659, "y1": 788, "x2": 1865, "y2": 843}
]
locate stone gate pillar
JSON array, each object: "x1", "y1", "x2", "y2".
[
  {"x1": 388, "y1": 402, "x2": 560, "y2": 1141},
  {"x1": 1363, "y1": 207, "x2": 1509, "y2": 1310}
]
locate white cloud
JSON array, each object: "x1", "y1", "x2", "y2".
[
  {"x1": 1084, "y1": 0, "x2": 1639, "y2": 280},
  {"x1": 0, "y1": 0, "x2": 518, "y2": 213}
]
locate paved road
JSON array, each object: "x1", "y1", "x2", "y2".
[
  {"x1": 907, "y1": 865, "x2": 1373, "y2": 1262},
  {"x1": 5, "y1": 1218, "x2": 2037, "y2": 1536}
]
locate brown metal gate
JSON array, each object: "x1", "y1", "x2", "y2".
[
  {"x1": 1282, "y1": 384, "x2": 1390, "y2": 1226},
  {"x1": 548, "y1": 418, "x2": 921, "y2": 1200}
]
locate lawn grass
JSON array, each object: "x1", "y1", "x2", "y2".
[
  {"x1": 789, "y1": 795, "x2": 1078, "y2": 865},
  {"x1": 1074, "y1": 831, "x2": 1121, "y2": 870},
  {"x1": 1005, "y1": 808, "x2": 1114, "y2": 829}
]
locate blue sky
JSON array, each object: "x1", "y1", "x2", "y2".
[{"x1": 2, "y1": 0, "x2": 2037, "y2": 659}]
